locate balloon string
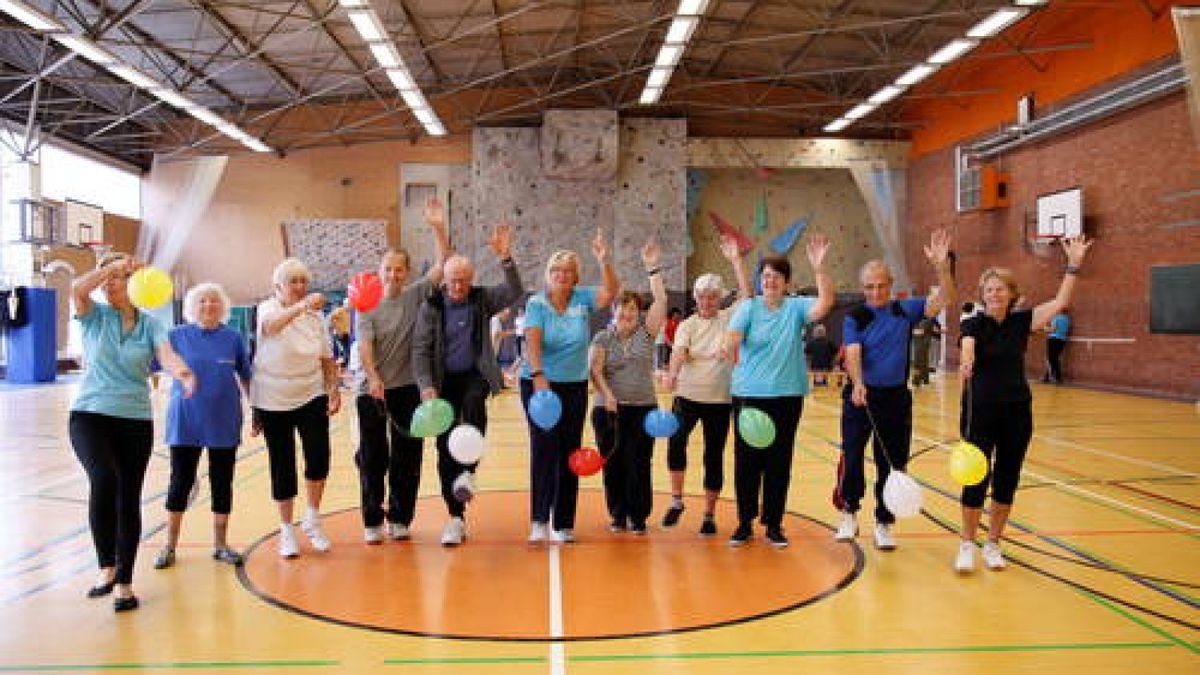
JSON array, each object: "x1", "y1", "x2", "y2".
[
  {"x1": 373, "y1": 398, "x2": 421, "y2": 440},
  {"x1": 862, "y1": 403, "x2": 897, "y2": 472},
  {"x1": 964, "y1": 376, "x2": 974, "y2": 440}
]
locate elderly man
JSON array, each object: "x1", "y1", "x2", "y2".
[
  {"x1": 835, "y1": 230, "x2": 955, "y2": 549},
  {"x1": 355, "y1": 197, "x2": 450, "y2": 545},
  {"x1": 413, "y1": 222, "x2": 522, "y2": 546}
]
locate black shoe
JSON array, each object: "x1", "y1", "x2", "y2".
[
  {"x1": 212, "y1": 547, "x2": 244, "y2": 566},
  {"x1": 699, "y1": 516, "x2": 717, "y2": 537},
  {"x1": 631, "y1": 522, "x2": 648, "y2": 536},
  {"x1": 729, "y1": 523, "x2": 752, "y2": 547},
  {"x1": 113, "y1": 595, "x2": 139, "y2": 612},
  {"x1": 766, "y1": 526, "x2": 789, "y2": 549},
  {"x1": 661, "y1": 504, "x2": 684, "y2": 528},
  {"x1": 153, "y1": 548, "x2": 175, "y2": 570},
  {"x1": 86, "y1": 581, "x2": 115, "y2": 598},
  {"x1": 608, "y1": 518, "x2": 627, "y2": 533}
]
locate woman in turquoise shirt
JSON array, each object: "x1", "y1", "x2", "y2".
[
  {"x1": 725, "y1": 234, "x2": 834, "y2": 548},
  {"x1": 69, "y1": 253, "x2": 194, "y2": 612}
]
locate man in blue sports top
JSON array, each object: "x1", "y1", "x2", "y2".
[
  {"x1": 1044, "y1": 309, "x2": 1070, "y2": 384},
  {"x1": 834, "y1": 229, "x2": 955, "y2": 550}
]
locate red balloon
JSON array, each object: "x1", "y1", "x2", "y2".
[
  {"x1": 568, "y1": 447, "x2": 604, "y2": 477},
  {"x1": 348, "y1": 272, "x2": 383, "y2": 312}
]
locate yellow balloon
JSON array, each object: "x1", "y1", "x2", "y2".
[
  {"x1": 949, "y1": 441, "x2": 988, "y2": 486},
  {"x1": 127, "y1": 267, "x2": 174, "y2": 309}
]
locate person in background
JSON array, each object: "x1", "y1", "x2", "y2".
[
  {"x1": 656, "y1": 307, "x2": 683, "y2": 371},
  {"x1": 355, "y1": 196, "x2": 451, "y2": 544},
  {"x1": 660, "y1": 236, "x2": 750, "y2": 535},
  {"x1": 725, "y1": 235, "x2": 835, "y2": 548},
  {"x1": 70, "y1": 252, "x2": 195, "y2": 611},
  {"x1": 329, "y1": 300, "x2": 351, "y2": 372},
  {"x1": 1044, "y1": 308, "x2": 1070, "y2": 384},
  {"x1": 412, "y1": 223, "x2": 522, "y2": 546},
  {"x1": 910, "y1": 316, "x2": 942, "y2": 387},
  {"x1": 154, "y1": 282, "x2": 252, "y2": 570},
  {"x1": 804, "y1": 323, "x2": 837, "y2": 387},
  {"x1": 490, "y1": 307, "x2": 516, "y2": 374},
  {"x1": 955, "y1": 237, "x2": 1093, "y2": 572},
  {"x1": 522, "y1": 231, "x2": 619, "y2": 544}
]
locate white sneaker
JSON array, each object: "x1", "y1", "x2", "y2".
[
  {"x1": 874, "y1": 523, "x2": 897, "y2": 550},
  {"x1": 982, "y1": 541, "x2": 1007, "y2": 570},
  {"x1": 528, "y1": 521, "x2": 549, "y2": 543},
  {"x1": 834, "y1": 512, "x2": 858, "y2": 541},
  {"x1": 301, "y1": 518, "x2": 332, "y2": 552},
  {"x1": 955, "y1": 541, "x2": 977, "y2": 573},
  {"x1": 363, "y1": 526, "x2": 383, "y2": 544},
  {"x1": 387, "y1": 523, "x2": 411, "y2": 540},
  {"x1": 441, "y1": 517, "x2": 466, "y2": 546},
  {"x1": 551, "y1": 528, "x2": 576, "y2": 544},
  {"x1": 278, "y1": 524, "x2": 299, "y2": 558}
]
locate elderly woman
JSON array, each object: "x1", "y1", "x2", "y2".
[
  {"x1": 726, "y1": 234, "x2": 834, "y2": 548},
  {"x1": 589, "y1": 241, "x2": 668, "y2": 535},
  {"x1": 522, "y1": 231, "x2": 618, "y2": 544},
  {"x1": 660, "y1": 236, "x2": 751, "y2": 535},
  {"x1": 69, "y1": 253, "x2": 194, "y2": 612},
  {"x1": 955, "y1": 236, "x2": 1093, "y2": 573},
  {"x1": 153, "y1": 283, "x2": 251, "y2": 570},
  {"x1": 252, "y1": 258, "x2": 341, "y2": 558}
]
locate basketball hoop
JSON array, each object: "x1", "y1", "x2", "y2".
[{"x1": 1029, "y1": 235, "x2": 1059, "y2": 259}]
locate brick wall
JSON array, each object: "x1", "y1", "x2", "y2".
[{"x1": 906, "y1": 93, "x2": 1200, "y2": 400}]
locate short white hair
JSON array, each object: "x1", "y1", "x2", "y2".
[
  {"x1": 182, "y1": 282, "x2": 231, "y2": 324},
  {"x1": 272, "y1": 257, "x2": 311, "y2": 287},
  {"x1": 693, "y1": 273, "x2": 725, "y2": 298}
]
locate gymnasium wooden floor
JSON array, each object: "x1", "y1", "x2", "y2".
[{"x1": 0, "y1": 373, "x2": 1196, "y2": 673}]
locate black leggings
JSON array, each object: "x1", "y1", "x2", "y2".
[
  {"x1": 355, "y1": 385, "x2": 423, "y2": 527},
  {"x1": 165, "y1": 446, "x2": 237, "y2": 514},
  {"x1": 68, "y1": 411, "x2": 153, "y2": 585},
  {"x1": 599, "y1": 403, "x2": 656, "y2": 528},
  {"x1": 666, "y1": 397, "x2": 731, "y2": 493},
  {"x1": 521, "y1": 379, "x2": 588, "y2": 529},
  {"x1": 435, "y1": 372, "x2": 489, "y2": 517},
  {"x1": 731, "y1": 396, "x2": 804, "y2": 528},
  {"x1": 960, "y1": 399, "x2": 1033, "y2": 508},
  {"x1": 256, "y1": 396, "x2": 331, "y2": 502}
]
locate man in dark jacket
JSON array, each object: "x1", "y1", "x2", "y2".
[{"x1": 413, "y1": 222, "x2": 522, "y2": 546}]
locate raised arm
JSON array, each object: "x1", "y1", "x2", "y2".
[
  {"x1": 72, "y1": 254, "x2": 133, "y2": 317},
  {"x1": 923, "y1": 228, "x2": 957, "y2": 318},
  {"x1": 806, "y1": 233, "x2": 835, "y2": 322},
  {"x1": 642, "y1": 240, "x2": 668, "y2": 336},
  {"x1": 719, "y1": 235, "x2": 753, "y2": 303},
  {"x1": 1033, "y1": 236, "x2": 1093, "y2": 330},
  {"x1": 260, "y1": 292, "x2": 324, "y2": 336},
  {"x1": 592, "y1": 229, "x2": 619, "y2": 307},
  {"x1": 484, "y1": 222, "x2": 525, "y2": 310},
  {"x1": 422, "y1": 195, "x2": 453, "y2": 285}
]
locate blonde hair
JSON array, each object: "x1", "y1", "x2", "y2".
[
  {"x1": 182, "y1": 282, "x2": 232, "y2": 324},
  {"x1": 978, "y1": 267, "x2": 1021, "y2": 309},
  {"x1": 544, "y1": 250, "x2": 580, "y2": 286},
  {"x1": 272, "y1": 257, "x2": 311, "y2": 287}
]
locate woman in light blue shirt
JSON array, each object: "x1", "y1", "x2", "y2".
[
  {"x1": 69, "y1": 253, "x2": 194, "y2": 612},
  {"x1": 725, "y1": 234, "x2": 834, "y2": 548}
]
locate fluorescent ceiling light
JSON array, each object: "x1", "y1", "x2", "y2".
[
  {"x1": 928, "y1": 38, "x2": 978, "y2": 65},
  {"x1": 399, "y1": 88, "x2": 427, "y2": 110},
  {"x1": 337, "y1": 0, "x2": 370, "y2": 6},
  {"x1": 425, "y1": 120, "x2": 447, "y2": 137},
  {"x1": 0, "y1": 0, "x2": 64, "y2": 31},
  {"x1": 187, "y1": 108, "x2": 224, "y2": 127},
  {"x1": 215, "y1": 121, "x2": 240, "y2": 135},
  {"x1": 967, "y1": 8, "x2": 1027, "y2": 39},
  {"x1": 664, "y1": 16, "x2": 698, "y2": 44},
  {"x1": 242, "y1": 137, "x2": 272, "y2": 153},
  {"x1": 347, "y1": 9, "x2": 387, "y2": 42},
  {"x1": 823, "y1": 118, "x2": 851, "y2": 133},
  {"x1": 844, "y1": 103, "x2": 876, "y2": 120},
  {"x1": 368, "y1": 42, "x2": 400, "y2": 69},
  {"x1": 868, "y1": 85, "x2": 905, "y2": 105},
  {"x1": 412, "y1": 107, "x2": 436, "y2": 125},
  {"x1": 655, "y1": 44, "x2": 684, "y2": 68},
  {"x1": 639, "y1": 87, "x2": 663, "y2": 105},
  {"x1": 386, "y1": 67, "x2": 416, "y2": 91},
  {"x1": 647, "y1": 67, "x2": 672, "y2": 89},
  {"x1": 1014, "y1": 0, "x2": 1048, "y2": 5},
  {"x1": 151, "y1": 88, "x2": 196, "y2": 110},
  {"x1": 109, "y1": 65, "x2": 158, "y2": 90},
  {"x1": 895, "y1": 63, "x2": 938, "y2": 86},
  {"x1": 676, "y1": 0, "x2": 710, "y2": 15},
  {"x1": 54, "y1": 34, "x2": 115, "y2": 65}
]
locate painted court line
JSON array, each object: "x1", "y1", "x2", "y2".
[
  {"x1": 1033, "y1": 435, "x2": 1199, "y2": 479},
  {"x1": 548, "y1": 545, "x2": 566, "y2": 675}
]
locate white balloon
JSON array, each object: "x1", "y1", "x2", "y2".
[
  {"x1": 882, "y1": 471, "x2": 923, "y2": 518},
  {"x1": 448, "y1": 424, "x2": 486, "y2": 464}
]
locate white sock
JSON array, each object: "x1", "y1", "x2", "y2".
[
  {"x1": 280, "y1": 522, "x2": 293, "y2": 534},
  {"x1": 305, "y1": 506, "x2": 320, "y2": 523}
]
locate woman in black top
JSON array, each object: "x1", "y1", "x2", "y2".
[{"x1": 954, "y1": 236, "x2": 1093, "y2": 573}]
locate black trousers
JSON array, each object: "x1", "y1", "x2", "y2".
[
  {"x1": 256, "y1": 396, "x2": 331, "y2": 502},
  {"x1": 165, "y1": 445, "x2": 237, "y2": 514},
  {"x1": 435, "y1": 371, "x2": 489, "y2": 517},
  {"x1": 597, "y1": 403, "x2": 656, "y2": 528},
  {"x1": 666, "y1": 397, "x2": 731, "y2": 493},
  {"x1": 68, "y1": 411, "x2": 153, "y2": 585},
  {"x1": 1047, "y1": 337, "x2": 1067, "y2": 383},
  {"x1": 838, "y1": 385, "x2": 913, "y2": 524},
  {"x1": 591, "y1": 407, "x2": 619, "y2": 521},
  {"x1": 355, "y1": 384, "x2": 422, "y2": 527},
  {"x1": 521, "y1": 379, "x2": 588, "y2": 529},
  {"x1": 961, "y1": 399, "x2": 1033, "y2": 508},
  {"x1": 731, "y1": 395, "x2": 804, "y2": 528}
]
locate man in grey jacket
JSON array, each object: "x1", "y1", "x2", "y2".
[{"x1": 413, "y1": 222, "x2": 522, "y2": 546}]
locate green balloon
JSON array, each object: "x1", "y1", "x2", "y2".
[
  {"x1": 738, "y1": 407, "x2": 775, "y2": 449},
  {"x1": 411, "y1": 398, "x2": 454, "y2": 438}
]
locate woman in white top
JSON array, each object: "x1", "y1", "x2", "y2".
[{"x1": 251, "y1": 258, "x2": 341, "y2": 558}]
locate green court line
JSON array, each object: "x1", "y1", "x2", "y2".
[
  {"x1": 1083, "y1": 592, "x2": 1200, "y2": 655},
  {"x1": 384, "y1": 656, "x2": 547, "y2": 665},
  {"x1": 566, "y1": 641, "x2": 1175, "y2": 661},
  {"x1": 0, "y1": 661, "x2": 339, "y2": 672}
]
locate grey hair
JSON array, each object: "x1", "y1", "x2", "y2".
[
  {"x1": 272, "y1": 257, "x2": 311, "y2": 287},
  {"x1": 183, "y1": 282, "x2": 232, "y2": 324},
  {"x1": 693, "y1": 273, "x2": 725, "y2": 298}
]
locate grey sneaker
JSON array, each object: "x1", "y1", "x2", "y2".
[
  {"x1": 153, "y1": 547, "x2": 175, "y2": 570},
  {"x1": 212, "y1": 547, "x2": 243, "y2": 566},
  {"x1": 440, "y1": 517, "x2": 466, "y2": 546}
]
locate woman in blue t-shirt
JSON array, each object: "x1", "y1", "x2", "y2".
[
  {"x1": 153, "y1": 283, "x2": 252, "y2": 570},
  {"x1": 954, "y1": 236, "x2": 1093, "y2": 573},
  {"x1": 725, "y1": 234, "x2": 834, "y2": 548},
  {"x1": 521, "y1": 230, "x2": 618, "y2": 544},
  {"x1": 69, "y1": 253, "x2": 195, "y2": 612}
]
